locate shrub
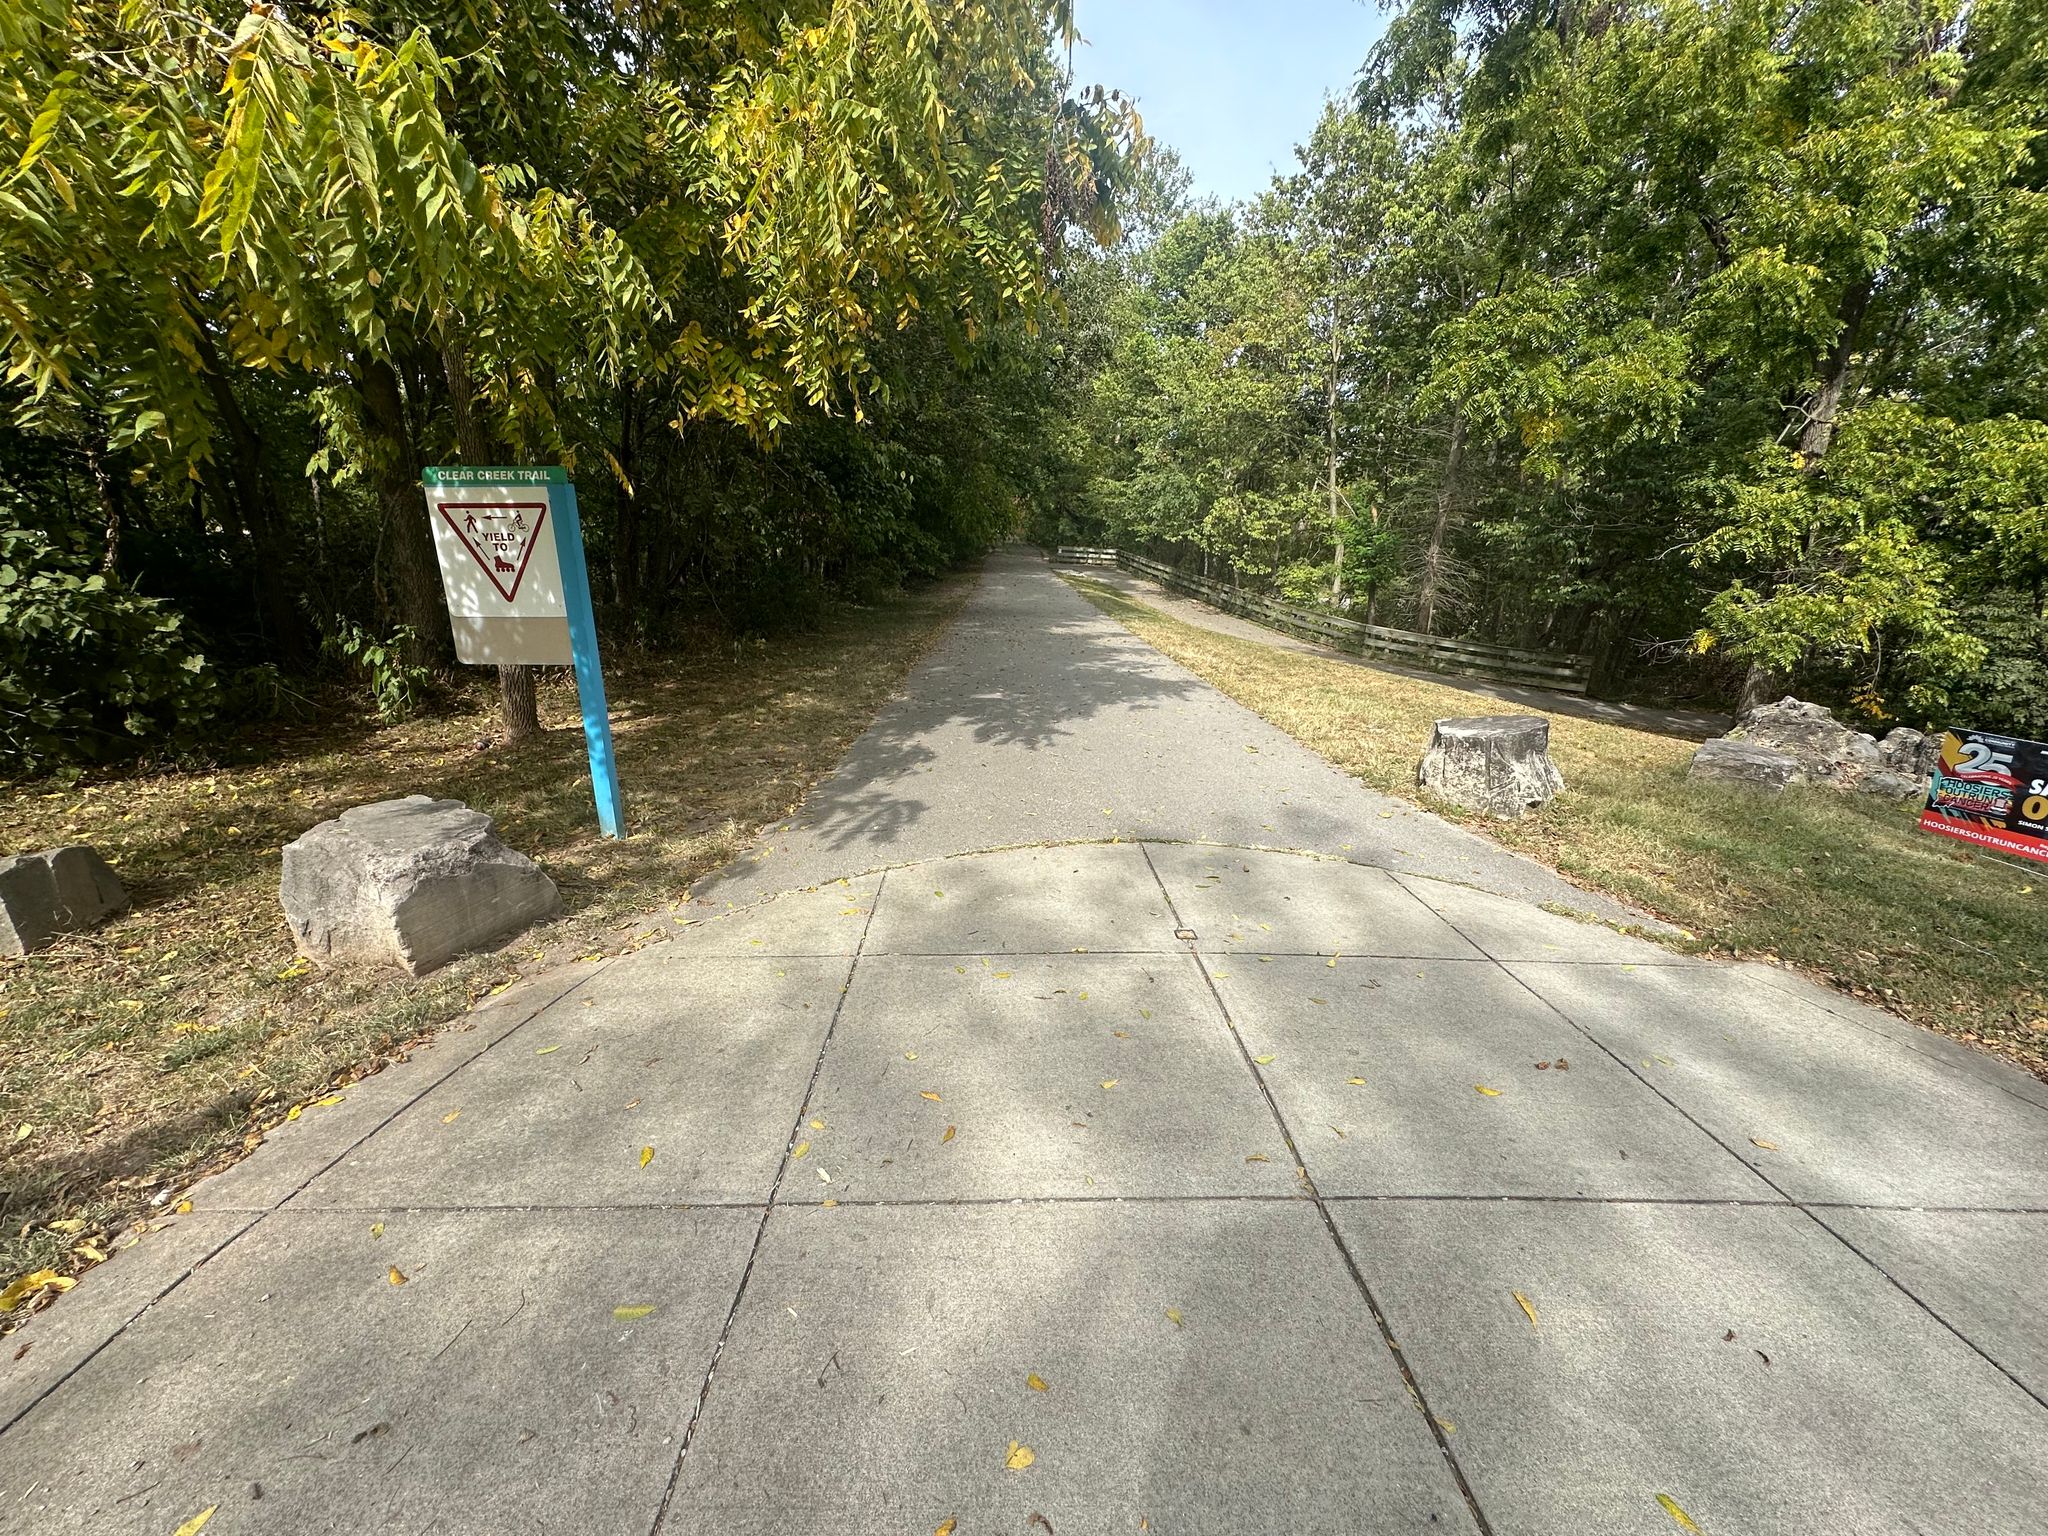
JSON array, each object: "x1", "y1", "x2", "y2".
[{"x1": 0, "y1": 524, "x2": 215, "y2": 775}]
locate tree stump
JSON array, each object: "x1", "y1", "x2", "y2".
[{"x1": 1418, "y1": 715, "x2": 1564, "y2": 819}]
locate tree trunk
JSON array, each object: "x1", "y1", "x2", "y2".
[
  {"x1": 1794, "y1": 277, "x2": 1875, "y2": 465},
  {"x1": 1327, "y1": 318, "x2": 1344, "y2": 603},
  {"x1": 1737, "y1": 662, "x2": 1788, "y2": 715},
  {"x1": 188, "y1": 318, "x2": 304, "y2": 658},
  {"x1": 1415, "y1": 411, "x2": 1465, "y2": 636},
  {"x1": 356, "y1": 355, "x2": 455, "y2": 671},
  {"x1": 439, "y1": 331, "x2": 541, "y2": 742}
]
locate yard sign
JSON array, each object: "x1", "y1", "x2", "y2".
[
  {"x1": 1917, "y1": 728, "x2": 2048, "y2": 865},
  {"x1": 423, "y1": 466, "x2": 624, "y2": 839}
]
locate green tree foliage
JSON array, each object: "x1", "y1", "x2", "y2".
[
  {"x1": 0, "y1": 0, "x2": 1142, "y2": 769},
  {"x1": 1056, "y1": 0, "x2": 2047, "y2": 726}
]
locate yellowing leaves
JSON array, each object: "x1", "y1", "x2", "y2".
[
  {"x1": 941, "y1": 1125, "x2": 956, "y2": 1144},
  {"x1": 613, "y1": 1304, "x2": 657, "y2": 1321},
  {"x1": 1657, "y1": 1493, "x2": 1701, "y2": 1531},
  {"x1": 935, "y1": 1522, "x2": 958, "y2": 1536},
  {"x1": 1026, "y1": 1371, "x2": 1048, "y2": 1391},
  {"x1": 1165, "y1": 1306, "x2": 1184, "y2": 1328},
  {"x1": 920, "y1": 1091, "x2": 942, "y2": 1102},
  {"x1": 1750, "y1": 1138, "x2": 1779, "y2": 1152},
  {"x1": 172, "y1": 1507, "x2": 219, "y2": 1536},
  {"x1": 791, "y1": 1141, "x2": 810, "y2": 1159},
  {"x1": 1346, "y1": 1077, "x2": 1368, "y2": 1086},
  {"x1": 639, "y1": 1146, "x2": 655, "y2": 1168},
  {"x1": 0, "y1": 1269, "x2": 74, "y2": 1310},
  {"x1": 1253, "y1": 1054, "x2": 1276, "y2": 1065},
  {"x1": 535, "y1": 1045, "x2": 562, "y2": 1056},
  {"x1": 1474, "y1": 1085, "x2": 1502, "y2": 1097},
  {"x1": 387, "y1": 1266, "x2": 408, "y2": 1286},
  {"x1": 1513, "y1": 1291, "x2": 1539, "y2": 1330},
  {"x1": 1099, "y1": 1078, "x2": 1119, "y2": 1090},
  {"x1": 1004, "y1": 1440, "x2": 1035, "y2": 1471}
]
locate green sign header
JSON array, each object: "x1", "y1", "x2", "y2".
[{"x1": 421, "y1": 465, "x2": 568, "y2": 487}]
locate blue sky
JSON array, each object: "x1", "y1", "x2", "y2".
[{"x1": 1071, "y1": 0, "x2": 1392, "y2": 205}]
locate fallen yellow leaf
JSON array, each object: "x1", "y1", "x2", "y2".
[
  {"x1": 1005, "y1": 1440, "x2": 1035, "y2": 1471},
  {"x1": 1245, "y1": 1153, "x2": 1270, "y2": 1163},
  {"x1": 388, "y1": 1266, "x2": 408, "y2": 1286},
  {"x1": 370, "y1": 1223, "x2": 384, "y2": 1239},
  {"x1": 821, "y1": 1197, "x2": 840, "y2": 1207},
  {"x1": 1474, "y1": 1085, "x2": 1501, "y2": 1097},
  {"x1": 613, "y1": 1305, "x2": 657, "y2": 1321},
  {"x1": 639, "y1": 1146, "x2": 655, "y2": 1168},
  {"x1": 535, "y1": 1045, "x2": 561, "y2": 1056},
  {"x1": 920, "y1": 1091, "x2": 942, "y2": 1102},
  {"x1": 172, "y1": 1507, "x2": 219, "y2": 1536},
  {"x1": 285, "y1": 1105, "x2": 303, "y2": 1121},
  {"x1": 935, "y1": 1522, "x2": 957, "y2": 1536},
  {"x1": 175, "y1": 1199, "x2": 194, "y2": 1215},
  {"x1": 1100, "y1": 1079, "x2": 1119, "y2": 1090},
  {"x1": 1027, "y1": 1371, "x2": 1048, "y2": 1391},
  {"x1": 0, "y1": 1269, "x2": 73, "y2": 1310},
  {"x1": 791, "y1": 1141, "x2": 810, "y2": 1159},
  {"x1": 904, "y1": 1051, "x2": 918, "y2": 1060},
  {"x1": 1656, "y1": 1493, "x2": 1701, "y2": 1531},
  {"x1": 941, "y1": 1125, "x2": 956, "y2": 1144},
  {"x1": 1165, "y1": 1307, "x2": 1184, "y2": 1327},
  {"x1": 442, "y1": 1110, "x2": 461, "y2": 1125},
  {"x1": 1514, "y1": 1291, "x2": 1539, "y2": 1330},
  {"x1": 312, "y1": 1094, "x2": 344, "y2": 1107},
  {"x1": 1346, "y1": 1077, "x2": 1367, "y2": 1086},
  {"x1": 993, "y1": 971, "x2": 1011, "y2": 980},
  {"x1": 1435, "y1": 1416, "x2": 1456, "y2": 1433},
  {"x1": 1253, "y1": 1054, "x2": 1276, "y2": 1065},
  {"x1": 1750, "y1": 1138, "x2": 1779, "y2": 1152}
]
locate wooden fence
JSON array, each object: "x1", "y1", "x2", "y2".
[
  {"x1": 1051, "y1": 546, "x2": 1119, "y2": 566},
  {"x1": 1087, "y1": 550, "x2": 1593, "y2": 695}
]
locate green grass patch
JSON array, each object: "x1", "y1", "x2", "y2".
[
  {"x1": 1067, "y1": 574, "x2": 2045, "y2": 1080},
  {"x1": 1, "y1": 578, "x2": 970, "y2": 1303}
]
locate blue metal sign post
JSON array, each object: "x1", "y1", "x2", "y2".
[{"x1": 546, "y1": 476, "x2": 625, "y2": 839}]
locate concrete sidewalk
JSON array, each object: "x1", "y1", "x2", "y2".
[{"x1": 4, "y1": 553, "x2": 2045, "y2": 1535}]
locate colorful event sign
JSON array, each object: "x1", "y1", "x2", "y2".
[{"x1": 1918, "y1": 729, "x2": 2048, "y2": 865}]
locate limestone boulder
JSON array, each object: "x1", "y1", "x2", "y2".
[
  {"x1": 1418, "y1": 715, "x2": 1564, "y2": 819},
  {"x1": 1878, "y1": 726, "x2": 1941, "y2": 784},
  {"x1": 281, "y1": 796, "x2": 559, "y2": 976},
  {"x1": 1686, "y1": 738, "x2": 1800, "y2": 792},
  {"x1": 1856, "y1": 769, "x2": 1926, "y2": 800},
  {"x1": 1733, "y1": 697, "x2": 1882, "y2": 788},
  {"x1": 0, "y1": 845, "x2": 128, "y2": 955}
]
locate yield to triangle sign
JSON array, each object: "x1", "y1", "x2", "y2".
[{"x1": 436, "y1": 500, "x2": 550, "y2": 601}]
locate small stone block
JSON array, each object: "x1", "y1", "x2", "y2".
[
  {"x1": 0, "y1": 844, "x2": 128, "y2": 955},
  {"x1": 280, "y1": 796, "x2": 559, "y2": 976},
  {"x1": 1417, "y1": 714, "x2": 1564, "y2": 819}
]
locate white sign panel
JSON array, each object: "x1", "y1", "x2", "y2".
[{"x1": 424, "y1": 468, "x2": 574, "y2": 665}]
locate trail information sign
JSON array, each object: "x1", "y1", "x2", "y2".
[
  {"x1": 1918, "y1": 728, "x2": 2048, "y2": 865},
  {"x1": 424, "y1": 466, "x2": 573, "y2": 664},
  {"x1": 423, "y1": 466, "x2": 624, "y2": 839}
]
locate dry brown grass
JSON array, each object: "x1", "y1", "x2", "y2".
[
  {"x1": 1068, "y1": 575, "x2": 2047, "y2": 1082},
  {"x1": 0, "y1": 576, "x2": 969, "y2": 1298}
]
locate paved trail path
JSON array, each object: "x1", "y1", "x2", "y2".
[{"x1": 5, "y1": 552, "x2": 2046, "y2": 1535}]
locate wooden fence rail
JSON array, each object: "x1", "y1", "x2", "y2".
[{"x1": 1075, "y1": 549, "x2": 1592, "y2": 695}]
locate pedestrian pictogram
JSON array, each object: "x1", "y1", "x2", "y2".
[{"x1": 437, "y1": 500, "x2": 550, "y2": 601}]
